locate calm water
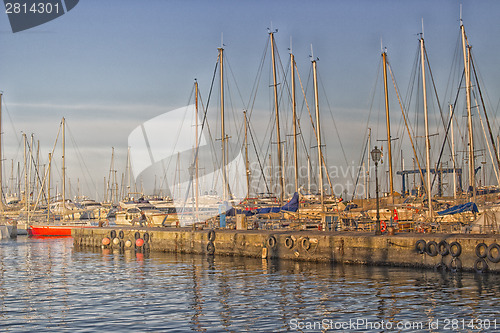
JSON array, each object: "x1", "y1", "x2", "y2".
[{"x1": 0, "y1": 237, "x2": 499, "y2": 332}]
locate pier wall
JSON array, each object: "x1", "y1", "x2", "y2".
[{"x1": 72, "y1": 228, "x2": 500, "y2": 273}]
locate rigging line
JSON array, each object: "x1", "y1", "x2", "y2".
[
  {"x1": 252, "y1": 112, "x2": 273, "y2": 191},
  {"x1": 0, "y1": 96, "x2": 22, "y2": 147},
  {"x1": 27, "y1": 124, "x2": 61, "y2": 215},
  {"x1": 317, "y1": 73, "x2": 346, "y2": 193},
  {"x1": 225, "y1": 55, "x2": 247, "y2": 110},
  {"x1": 246, "y1": 37, "x2": 269, "y2": 119},
  {"x1": 429, "y1": 70, "x2": 464, "y2": 191},
  {"x1": 472, "y1": 51, "x2": 500, "y2": 136},
  {"x1": 1, "y1": 97, "x2": 24, "y2": 169},
  {"x1": 66, "y1": 123, "x2": 98, "y2": 198},
  {"x1": 471, "y1": 54, "x2": 500, "y2": 183},
  {"x1": 238, "y1": 38, "x2": 270, "y2": 190},
  {"x1": 158, "y1": 82, "x2": 196, "y2": 192},
  {"x1": 24, "y1": 138, "x2": 48, "y2": 204},
  {"x1": 443, "y1": 34, "x2": 462, "y2": 108},
  {"x1": 475, "y1": 93, "x2": 500, "y2": 184},
  {"x1": 318, "y1": 69, "x2": 349, "y2": 166},
  {"x1": 295, "y1": 116, "x2": 318, "y2": 188},
  {"x1": 424, "y1": 46, "x2": 450, "y2": 155},
  {"x1": 295, "y1": 64, "x2": 321, "y2": 189},
  {"x1": 195, "y1": 82, "x2": 221, "y2": 189},
  {"x1": 180, "y1": 55, "x2": 220, "y2": 207},
  {"x1": 404, "y1": 43, "x2": 421, "y2": 123},
  {"x1": 351, "y1": 133, "x2": 370, "y2": 201},
  {"x1": 295, "y1": 64, "x2": 311, "y2": 126},
  {"x1": 296, "y1": 65, "x2": 331, "y2": 177},
  {"x1": 387, "y1": 62, "x2": 428, "y2": 196},
  {"x1": 352, "y1": 57, "x2": 382, "y2": 199},
  {"x1": 259, "y1": 104, "x2": 276, "y2": 192},
  {"x1": 248, "y1": 119, "x2": 270, "y2": 194}
]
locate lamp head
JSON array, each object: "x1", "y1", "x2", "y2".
[{"x1": 371, "y1": 146, "x2": 382, "y2": 164}]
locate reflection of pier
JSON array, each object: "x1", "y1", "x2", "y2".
[{"x1": 396, "y1": 168, "x2": 462, "y2": 196}]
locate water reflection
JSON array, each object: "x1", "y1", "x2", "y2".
[{"x1": 0, "y1": 237, "x2": 499, "y2": 332}]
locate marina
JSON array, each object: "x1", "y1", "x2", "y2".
[
  {"x1": 3, "y1": 1, "x2": 500, "y2": 331},
  {"x1": 0, "y1": 236, "x2": 499, "y2": 332},
  {"x1": 0, "y1": 7, "x2": 500, "y2": 275}
]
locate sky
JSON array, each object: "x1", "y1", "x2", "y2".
[{"x1": 1, "y1": 0, "x2": 500, "y2": 201}]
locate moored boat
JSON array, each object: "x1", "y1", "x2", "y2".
[{"x1": 28, "y1": 224, "x2": 94, "y2": 237}]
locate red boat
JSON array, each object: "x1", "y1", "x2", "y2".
[{"x1": 28, "y1": 225, "x2": 93, "y2": 237}]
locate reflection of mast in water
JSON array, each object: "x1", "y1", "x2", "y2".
[{"x1": 189, "y1": 257, "x2": 204, "y2": 331}]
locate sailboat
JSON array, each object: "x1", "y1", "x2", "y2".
[
  {"x1": 28, "y1": 118, "x2": 95, "y2": 236},
  {"x1": 0, "y1": 93, "x2": 18, "y2": 238}
]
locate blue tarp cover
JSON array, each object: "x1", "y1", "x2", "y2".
[
  {"x1": 437, "y1": 202, "x2": 478, "y2": 216},
  {"x1": 226, "y1": 192, "x2": 299, "y2": 216}
]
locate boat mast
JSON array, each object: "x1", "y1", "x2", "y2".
[
  {"x1": 36, "y1": 140, "x2": 40, "y2": 200},
  {"x1": 107, "y1": 147, "x2": 115, "y2": 203},
  {"x1": 218, "y1": 46, "x2": 229, "y2": 201},
  {"x1": 195, "y1": 80, "x2": 199, "y2": 220},
  {"x1": 269, "y1": 30, "x2": 284, "y2": 204},
  {"x1": 0, "y1": 93, "x2": 3, "y2": 211},
  {"x1": 461, "y1": 18, "x2": 475, "y2": 203},
  {"x1": 244, "y1": 111, "x2": 250, "y2": 198},
  {"x1": 47, "y1": 152, "x2": 51, "y2": 222},
  {"x1": 382, "y1": 50, "x2": 394, "y2": 196},
  {"x1": 291, "y1": 50, "x2": 299, "y2": 193},
  {"x1": 9, "y1": 160, "x2": 13, "y2": 199},
  {"x1": 450, "y1": 104, "x2": 457, "y2": 199},
  {"x1": 17, "y1": 162, "x2": 20, "y2": 203},
  {"x1": 312, "y1": 57, "x2": 325, "y2": 216},
  {"x1": 367, "y1": 128, "x2": 371, "y2": 199},
  {"x1": 23, "y1": 134, "x2": 28, "y2": 223},
  {"x1": 29, "y1": 134, "x2": 33, "y2": 211},
  {"x1": 126, "y1": 146, "x2": 131, "y2": 198},
  {"x1": 62, "y1": 117, "x2": 66, "y2": 219},
  {"x1": 307, "y1": 155, "x2": 311, "y2": 193},
  {"x1": 419, "y1": 34, "x2": 433, "y2": 218}
]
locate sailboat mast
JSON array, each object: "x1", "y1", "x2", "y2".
[
  {"x1": 307, "y1": 155, "x2": 311, "y2": 193},
  {"x1": 29, "y1": 134, "x2": 33, "y2": 211},
  {"x1": 23, "y1": 134, "x2": 28, "y2": 223},
  {"x1": 419, "y1": 37, "x2": 433, "y2": 217},
  {"x1": 367, "y1": 128, "x2": 371, "y2": 199},
  {"x1": 244, "y1": 111, "x2": 250, "y2": 198},
  {"x1": 47, "y1": 152, "x2": 51, "y2": 222},
  {"x1": 461, "y1": 21, "x2": 475, "y2": 202},
  {"x1": 62, "y1": 117, "x2": 66, "y2": 218},
  {"x1": 291, "y1": 52, "x2": 299, "y2": 193},
  {"x1": 126, "y1": 146, "x2": 131, "y2": 198},
  {"x1": 218, "y1": 47, "x2": 228, "y2": 201},
  {"x1": 0, "y1": 93, "x2": 3, "y2": 211},
  {"x1": 269, "y1": 31, "x2": 284, "y2": 204},
  {"x1": 382, "y1": 51, "x2": 394, "y2": 196},
  {"x1": 195, "y1": 80, "x2": 199, "y2": 220},
  {"x1": 312, "y1": 59, "x2": 325, "y2": 215}
]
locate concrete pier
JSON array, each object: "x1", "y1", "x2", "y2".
[{"x1": 72, "y1": 227, "x2": 500, "y2": 273}]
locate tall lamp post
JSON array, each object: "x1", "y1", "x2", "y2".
[{"x1": 371, "y1": 146, "x2": 382, "y2": 235}]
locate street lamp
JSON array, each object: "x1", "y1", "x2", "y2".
[{"x1": 371, "y1": 146, "x2": 382, "y2": 235}]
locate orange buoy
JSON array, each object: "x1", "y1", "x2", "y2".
[
  {"x1": 136, "y1": 238, "x2": 144, "y2": 247},
  {"x1": 102, "y1": 237, "x2": 110, "y2": 246}
]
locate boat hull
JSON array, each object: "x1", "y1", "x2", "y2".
[{"x1": 28, "y1": 225, "x2": 92, "y2": 237}]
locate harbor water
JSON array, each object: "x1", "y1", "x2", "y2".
[{"x1": 0, "y1": 237, "x2": 499, "y2": 332}]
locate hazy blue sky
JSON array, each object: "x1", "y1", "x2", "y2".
[{"x1": 1, "y1": 0, "x2": 500, "y2": 199}]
